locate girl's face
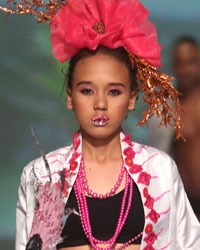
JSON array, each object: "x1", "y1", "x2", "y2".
[{"x1": 67, "y1": 53, "x2": 137, "y2": 140}]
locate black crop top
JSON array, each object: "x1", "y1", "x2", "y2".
[{"x1": 57, "y1": 182, "x2": 144, "y2": 248}]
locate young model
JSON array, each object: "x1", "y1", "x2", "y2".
[{"x1": 1, "y1": 1, "x2": 199, "y2": 250}]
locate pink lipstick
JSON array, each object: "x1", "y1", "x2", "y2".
[{"x1": 92, "y1": 115, "x2": 109, "y2": 126}]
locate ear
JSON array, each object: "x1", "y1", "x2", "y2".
[
  {"x1": 67, "y1": 88, "x2": 73, "y2": 110},
  {"x1": 128, "y1": 91, "x2": 137, "y2": 111}
]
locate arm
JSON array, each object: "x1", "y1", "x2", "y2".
[
  {"x1": 171, "y1": 159, "x2": 200, "y2": 249},
  {"x1": 16, "y1": 169, "x2": 28, "y2": 250}
]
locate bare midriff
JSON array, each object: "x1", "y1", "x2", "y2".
[
  {"x1": 174, "y1": 136, "x2": 200, "y2": 199},
  {"x1": 59, "y1": 244, "x2": 141, "y2": 250},
  {"x1": 173, "y1": 88, "x2": 200, "y2": 200}
]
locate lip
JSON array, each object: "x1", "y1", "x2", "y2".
[{"x1": 92, "y1": 115, "x2": 109, "y2": 126}]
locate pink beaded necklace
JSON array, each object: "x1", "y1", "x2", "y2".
[
  {"x1": 74, "y1": 158, "x2": 143, "y2": 250},
  {"x1": 80, "y1": 158, "x2": 126, "y2": 199}
]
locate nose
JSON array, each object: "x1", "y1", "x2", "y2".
[{"x1": 93, "y1": 92, "x2": 108, "y2": 111}]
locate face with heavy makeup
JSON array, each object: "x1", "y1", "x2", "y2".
[{"x1": 67, "y1": 53, "x2": 137, "y2": 140}]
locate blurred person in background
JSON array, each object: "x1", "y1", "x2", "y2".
[
  {"x1": 148, "y1": 35, "x2": 200, "y2": 220},
  {"x1": 172, "y1": 36, "x2": 200, "y2": 221}
]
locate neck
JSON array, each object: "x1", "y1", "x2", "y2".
[
  {"x1": 81, "y1": 129, "x2": 122, "y2": 162},
  {"x1": 178, "y1": 80, "x2": 200, "y2": 100}
]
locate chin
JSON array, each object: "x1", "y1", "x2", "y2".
[{"x1": 81, "y1": 126, "x2": 121, "y2": 141}]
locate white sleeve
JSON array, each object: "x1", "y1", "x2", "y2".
[
  {"x1": 15, "y1": 169, "x2": 28, "y2": 250},
  {"x1": 171, "y1": 159, "x2": 200, "y2": 249}
]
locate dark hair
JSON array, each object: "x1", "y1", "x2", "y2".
[
  {"x1": 173, "y1": 35, "x2": 199, "y2": 48},
  {"x1": 65, "y1": 46, "x2": 138, "y2": 91}
]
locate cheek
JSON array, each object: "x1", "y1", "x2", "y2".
[
  {"x1": 73, "y1": 101, "x2": 84, "y2": 109},
  {"x1": 72, "y1": 99, "x2": 92, "y2": 120},
  {"x1": 72, "y1": 96, "x2": 87, "y2": 109},
  {"x1": 114, "y1": 102, "x2": 129, "y2": 116}
]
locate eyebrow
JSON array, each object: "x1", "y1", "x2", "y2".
[
  {"x1": 109, "y1": 83, "x2": 126, "y2": 88},
  {"x1": 76, "y1": 81, "x2": 126, "y2": 88},
  {"x1": 76, "y1": 81, "x2": 92, "y2": 86}
]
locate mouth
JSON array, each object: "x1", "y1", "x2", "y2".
[{"x1": 92, "y1": 115, "x2": 109, "y2": 126}]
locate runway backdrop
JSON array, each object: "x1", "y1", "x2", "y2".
[{"x1": 0, "y1": 0, "x2": 200, "y2": 249}]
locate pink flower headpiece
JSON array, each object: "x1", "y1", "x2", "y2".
[
  {"x1": 0, "y1": 0, "x2": 183, "y2": 139},
  {"x1": 50, "y1": 0, "x2": 161, "y2": 67}
]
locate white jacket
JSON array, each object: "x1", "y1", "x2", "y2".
[{"x1": 16, "y1": 131, "x2": 200, "y2": 250}]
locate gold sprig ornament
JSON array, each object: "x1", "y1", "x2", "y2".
[
  {"x1": 0, "y1": 0, "x2": 67, "y2": 22},
  {"x1": 129, "y1": 53, "x2": 184, "y2": 140}
]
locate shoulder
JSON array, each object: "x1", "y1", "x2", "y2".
[
  {"x1": 132, "y1": 141, "x2": 183, "y2": 201},
  {"x1": 133, "y1": 141, "x2": 177, "y2": 177},
  {"x1": 21, "y1": 145, "x2": 73, "y2": 184},
  {"x1": 133, "y1": 141, "x2": 173, "y2": 163}
]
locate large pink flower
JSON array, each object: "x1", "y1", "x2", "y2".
[{"x1": 50, "y1": 0, "x2": 161, "y2": 67}]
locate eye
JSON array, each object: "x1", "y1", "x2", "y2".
[
  {"x1": 80, "y1": 88, "x2": 93, "y2": 95},
  {"x1": 109, "y1": 89, "x2": 121, "y2": 96}
]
